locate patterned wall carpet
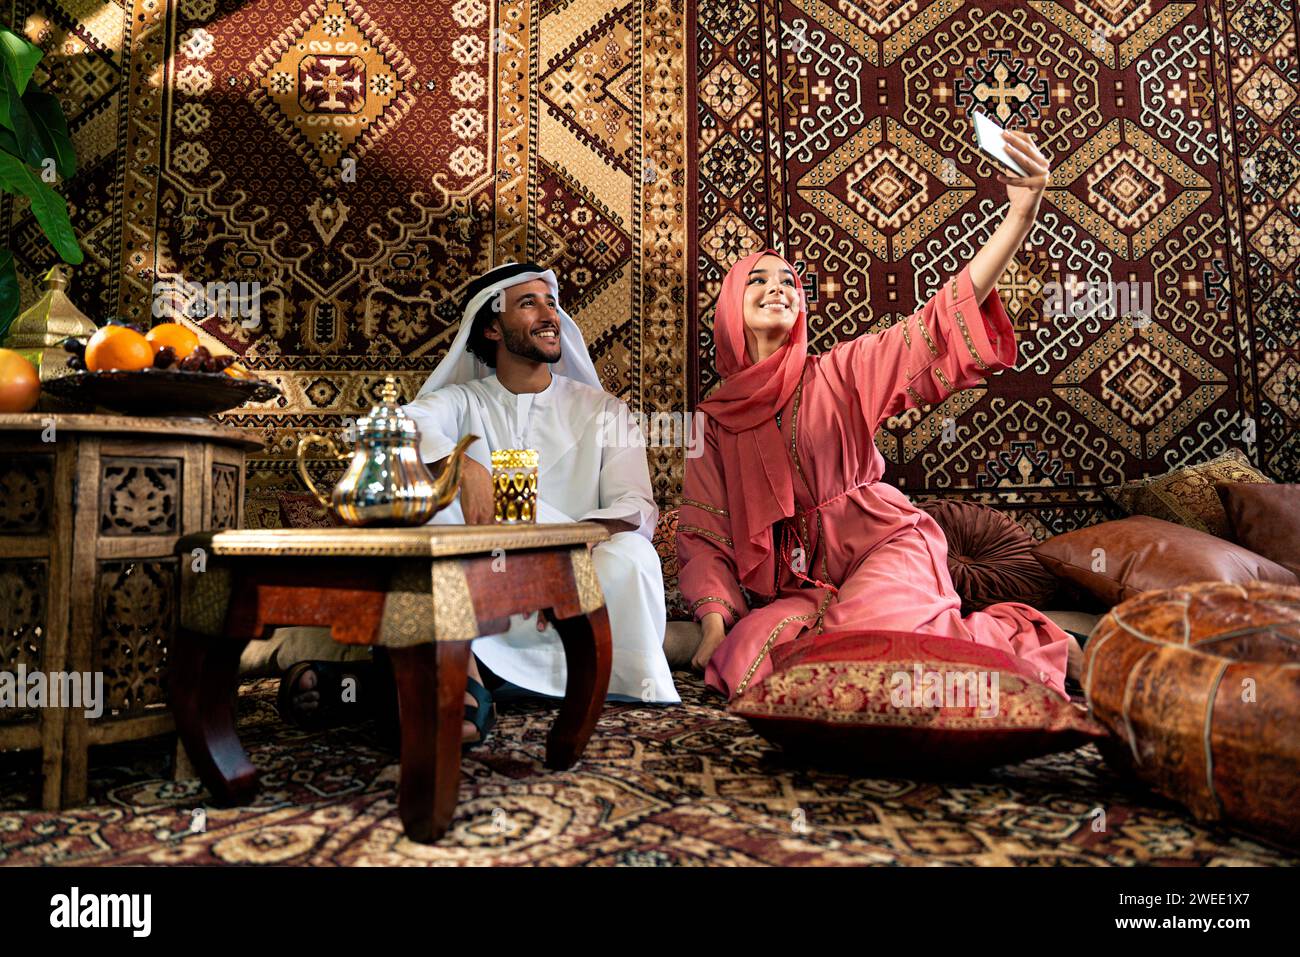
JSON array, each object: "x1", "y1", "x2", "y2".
[
  {"x1": 691, "y1": 0, "x2": 1299, "y2": 536},
  {"x1": 2, "y1": 0, "x2": 1295, "y2": 527},
  {"x1": 1, "y1": 673, "x2": 1295, "y2": 865},
  {"x1": 5, "y1": 0, "x2": 689, "y2": 505}
]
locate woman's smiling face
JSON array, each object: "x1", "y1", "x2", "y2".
[{"x1": 741, "y1": 254, "x2": 801, "y2": 354}]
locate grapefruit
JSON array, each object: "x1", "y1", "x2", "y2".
[{"x1": 0, "y1": 348, "x2": 40, "y2": 412}]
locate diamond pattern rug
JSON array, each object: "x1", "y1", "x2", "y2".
[{"x1": 1, "y1": 674, "x2": 1293, "y2": 865}]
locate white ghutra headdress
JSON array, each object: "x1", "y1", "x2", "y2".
[{"x1": 415, "y1": 263, "x2": 602, "y2": 397}]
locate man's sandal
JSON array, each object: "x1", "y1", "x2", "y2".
[
  {"x1": 463, "y1": 676, "x2": 497, "y2": 751},
  {"x1": 277, "y1": 660, "x2": 374, "y2": 731}
]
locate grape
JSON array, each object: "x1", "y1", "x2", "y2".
[
  {"x1": 66, "y1": 356, "x2": 86, "y2": 371},
  {"x1": 154, "y1": 346, "x2": 176, "y2": 368},
  {"x1": 192, "y1": 345, "x2": 211, "y2": 361},
  {"x1": 63, "y1": 338, "x2": 86, "y2": 357},
  {"x1": 211, "y1": 355, "x2": 237, "y2": 372},
  {"x1": 178, "y1": 352, "x2": 205, "y2": 371}
]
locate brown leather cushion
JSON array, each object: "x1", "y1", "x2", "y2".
[
  {"x1": 1084, "y1": 580, "x2": 1300, "y2": 850},
  {"x1": 1103, "y1": 449, "x2": 1272, "y2": 537},
  {"x1": 919, "y1": 500, "x2": 1057, "y2": 612},
  {"x1": 1034, "y1": 515, "x2": 1298, "y2": 607},
  {"x1": 1217, "y1": 483, "x2": 1300, "y2": 578}
]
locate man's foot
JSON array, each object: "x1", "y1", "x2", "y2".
[
  {"x1": 462, "y1": 676, "x2": 496, "y2": 749},
  {"x1": 277, "y1": 660, "x2": 372, "y2": 730}
]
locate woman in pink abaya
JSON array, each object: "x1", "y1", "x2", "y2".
[{"x1": 678, "y1": 129, "x2": 1080, "y2": 700}]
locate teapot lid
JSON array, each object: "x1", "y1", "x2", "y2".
[{"x1": 357, "y1": 377, "x2": 419, "y2": 441}]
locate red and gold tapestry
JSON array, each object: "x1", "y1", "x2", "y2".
[
  {"x1": 5, "y1": 1, "x2": 1296, "y2": 534},
  {"x1": 5, "y1": 0, "x2": 689, "y2": 509},
  {"x1": 691, "y1": 0, "x2": 1298, "y2": 536}
]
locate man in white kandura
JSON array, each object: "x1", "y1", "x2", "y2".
[{"x1": 401, "y1": 262, "x2": 679, "y2": 744}]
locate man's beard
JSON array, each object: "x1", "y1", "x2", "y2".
[{"x1": 501, "y1": 323, "x2": 561, "y2": 364}]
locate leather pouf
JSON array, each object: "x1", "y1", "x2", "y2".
[
  {"x1": 919, "y1": 500, "x2": 1057, "y2": 613},
  {"x1": 1083, "y1": 580, "x2": 1300, "y2": 850}
]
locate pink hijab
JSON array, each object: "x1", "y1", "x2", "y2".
[{"x1": 697, "y1": 249, "x2": 809, "y2": 594}]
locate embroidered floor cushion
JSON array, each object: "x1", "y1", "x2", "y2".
[
  {"x1": 1103, "y1": 449, "x2": 1273, "y2": 538},
  {"x1": 1083, "y1": 580, "x2": 1300, "y2": 850},
  {"x1": 918, "y1": 499, "x2": 1057, "y2": 612},
  {"x1": 730, "y1": 630, "x2": 1107, "y2": 771}
]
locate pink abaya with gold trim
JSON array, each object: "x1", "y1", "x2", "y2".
[{"x1": 678, "y1": 262, "x2": 1072, "y2": 700}]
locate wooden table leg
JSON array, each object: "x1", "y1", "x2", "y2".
[
  {"x1": 388, "y1": 641, "x2": 470, "y2": 843},
  {"x1": 169, "y1": 627, "x2": 258, "y2": 804},
  {"x1": 545, "y1": 605, "x2": 612, "y2": 770}
]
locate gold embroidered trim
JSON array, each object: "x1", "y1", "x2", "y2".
[
  {"x1": 788, "y1": 379, "x2": 811, "y2": 496},
  {"x1": 934, "y1": 367, "x2": 954, "y2": 392},
  {"x1": 901, "y1": 315, "x2": 913, "y2": 348},
  {"x1": 950, "y1": 276, "x2": 960, "y2": 302},
  {"x1": 906, "y1": 385, "x2": 927, "y2": 407},
  {"x1": 917, "y1": 316, "x2": 939, "y2": 358},
  {"x1": 570, "y1": 547, "x2": 604, "y2": 614},
  {"x1": 735, "y1": 612, "x2": 816, "y2": 696},
  {"x1": 692, "y1": 595, "x2": 740, "y2": 620},
  {"x1": 953, "y1": 305, "x2": 991, "y2": 371},
  {"x1": 683, "y1": 498, "x2": 729, "y2": 517},
  {"x1": 429, "y1": 559, "x2": 480, "y2": 643},
  {"x1": 681, "y1": 523, "x2": 732, "y2": 548},
  {"x1": 815, "y1": 514, "x2": 832, "y2": 599}
]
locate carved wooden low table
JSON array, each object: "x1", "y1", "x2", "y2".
[
  {"x1": 171, "y1": 523, "x2": 612, "y2": 843},
  {"x1": 0, "y1": 413, "x2": 260, "y2": 809}
]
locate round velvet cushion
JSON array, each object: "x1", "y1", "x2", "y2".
[
  {"x1": 918, "y1": 500, "x2": 1057, "y2": 612},
  {"x1": 1084, "y1": 580, "x2": 1300, "y2": 850}
]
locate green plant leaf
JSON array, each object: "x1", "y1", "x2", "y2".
[
  {"x1": 0, "y1": 29, "x2": 42, "y2": 95},
  {"x1": 0, "y1": 151, "x2": 82, "y2": 264},
  {"x1": 0, "y1": 67, "x2": 38, "y2": 164},
  {"x1": 22, "y1": 88, "x2": 74, "y2": 178},
  {"x1": 0, "y1": 249, "x2": 20, "y2": 346}
]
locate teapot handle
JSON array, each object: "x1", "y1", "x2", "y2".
[{"x1": 296, "y1": 434, "x2": 346, "y2": 508}]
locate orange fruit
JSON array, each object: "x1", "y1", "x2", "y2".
[
  {"x1": 0, "y1": 348, "x2": 40, "y2": 412},
  {"x1": 145, "y1": 322, "x2": 199, "y2": 358},
  {"x1": 85, "y1": 325, "x2": 154, "y2": 372}
]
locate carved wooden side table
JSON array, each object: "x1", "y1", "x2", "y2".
[
  {"x1": 170, "y1": 523, "x2": 612, "y2": 843},
  {"x1": 0, "y1": 414, "x2": 261, "y2": 808}
]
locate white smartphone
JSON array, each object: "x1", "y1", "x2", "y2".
[{"x1": 972, "y1": 110, "x2": 1028, "y2": 177}]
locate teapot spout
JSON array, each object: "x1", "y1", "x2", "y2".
[{"x1": 432, "y1": 434, "x2": 480, "y2": 510}]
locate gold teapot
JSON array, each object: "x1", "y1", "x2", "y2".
[{"x1": 296, "y1": 377, "x2": 477, "y2": 527}]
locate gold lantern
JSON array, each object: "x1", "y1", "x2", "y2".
[{"x1": 6, "y1": 265, "x2": 98, "y2": 383}]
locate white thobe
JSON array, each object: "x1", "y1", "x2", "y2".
[{"x1": 403, "y1": 373, "x2": 679, "y2": 704}]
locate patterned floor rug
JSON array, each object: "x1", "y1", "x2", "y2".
[{"x1": 0, "y1": 673, "x2": 1293, "y2": 866}]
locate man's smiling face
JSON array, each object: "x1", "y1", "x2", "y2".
[{"x1": 485, "y1": 278, "x2": 563, "y2": 364}]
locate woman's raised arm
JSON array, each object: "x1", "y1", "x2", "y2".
[{"x1": 969, "y1": 129, "x2": 1051, "y2": 303}]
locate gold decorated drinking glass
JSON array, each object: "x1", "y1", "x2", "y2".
[{"x1": 491, "y1": 449, "x2": 539, "y2": 524}]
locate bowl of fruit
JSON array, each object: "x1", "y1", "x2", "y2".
[{"x1": 42, "y1": 320, "x2": 281, "y2": 416}]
